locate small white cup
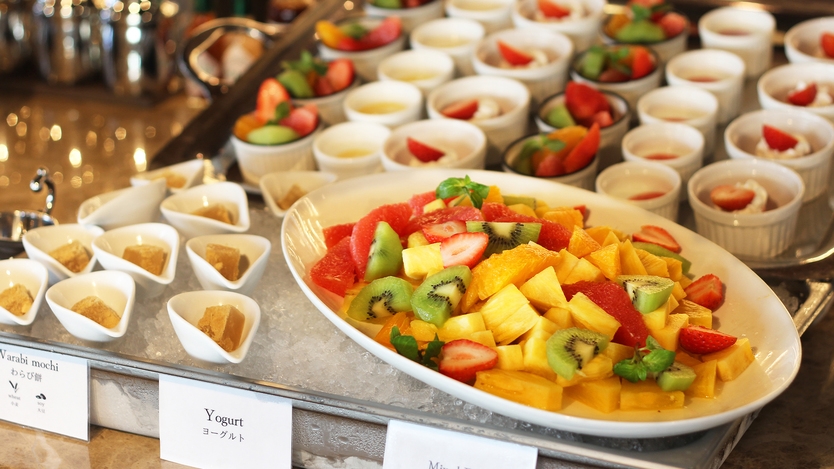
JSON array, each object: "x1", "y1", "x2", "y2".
[
  {"x1": 570, "y1": 46, "x2": 663, "y2": 113},
  {"x1": 410, "y1": 17, "x2": 485, "y2": 77},
  {"x1": 313, "y1": 121, "x2": 391, "y2": 179},
  {"x1": 444, "y1": 0, "x2": 514, "y2": 34},
  {"x1": 600, "y1": 11, "x2": 691, "y2": 65},
  {"x1": 596, "y1": 161, "x2": 682, "y2": 222},
  {"x1": 344, "y1": 80, "x2": 424, "y2": 129},
  {"x1": 511, "y1": 0, "x2": 607, "y2": 52},
  {"x1": 377, "y1": 49, "x2": 455, "y2": 96},
  {"x1": 22, "y1": 224, "x2": 104, "y2": 285},
  {"x1": 0, "y1": 258, "x2": 49, "y2": 326},
  {"x1": 185, "y1": 234, "x2": 271, "y2": 296},
  {"x1": 381, "y1": 119, "x2": 487, "y2": 170},
  {"x1": 363, "y1": 0, "x2": 445, "y2": 34},
  {"x1": 502, "y1": 134, "x2": 599, "y2": 191},
  {"x1": 317, "y1": 16, "x2": 407, "y2": 82},
  {"x1": 784, "y1": 17, "x2": 834, "y2": 65},
  {"x1": 229, "y1": 123, "x2": 321, "y2": 186},
  {"x1": 698, "y1": 6, "x2": 776, "y2": 78},
  {"x1": 757, "y1": 62, "x2": 834, "y2": 123},
  {"x1": 637, "y1": 86, "x2": 719, "y2": 157},
  {"x1": 293, "y1": 77, "x2": 359, "y2": 126},
  {"x1": 160, "y1": 182, "x2": 250, "y2": 240},
  {"x1": 622, "y1": 122, "x2": 705, "y2": 196},
  {"x1": 665, "y1": 49, "x2": 746, "y2": 125},
  {"x1": 471, "y1": 27, "x2": 574, "y2": 107}
]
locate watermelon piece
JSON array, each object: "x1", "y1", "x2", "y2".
[
  {"x1": 310, "y1": 236, "x2": 356, "y2": 296},
  {"x1": 562, "y1": 281, "x2": 650, "y2": 347},
  {"x1": 322, "y1": 223, "x2": 355, "y2": 249},
  {"x1": 493, "y1": 215, "x2": 571, "y2": 252},
  {"x1": 408, "y1": 190, "x2": 438, "y2": 217},
  {"x1": 414, "y1": 206, "x2": 485, "y2": 228},
  {"x1": 350, "y1": 202, "x2": 413, "y2": 277}
]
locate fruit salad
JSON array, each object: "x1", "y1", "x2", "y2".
[
  {"x1": 233, "y1": 79, "x2": 319, "y2": 145},
  {"x1": 603, "y1": 0, "x2": 687, "y2": 44},
  {"x1": 576, "y1": 45, "x2": 656, "y2": 83},
  {"x1": 309, "y1": 176, "x2": 755, "y2": 415},
  {"x1": 316, "y1": 17, "x2": 402, "y2": 52},
  {"x1": 277, "y1": 51, "x2": 355, "y2": 98},
  {"x1": 508, "y1": 123, "x2": 600, "y2": 177},
  {"x1": 785, "y1": 81, "x2": 834, "y2": 108},
  {"x1": 544, "y1": 82, "x2": 620, "y2": 129},
  {"x1": 755, "y1": 125, "x2": 811, "y2": 159}
]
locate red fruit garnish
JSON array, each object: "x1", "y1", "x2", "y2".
[
  {"x1": 574, "y1": 205, "x2": 588, "y2": 219},
  {"x1": 408, "y1": 191, "x2": 437, "y2": 218},
  {"x1": 709, "y1": 185, "x2": 756, "y2": 212},
  {"x1": 309, "y1": 236, "x2": 356, "y2": 296},
  {"x1": 336, "y1": 17, "x2": 402, "y2": 51},
  {"x1": 413, "y1": 206, "x2": 484, "y2": 231},
  {"x1": 407, "y1": 137, "x2": 445, "y2": 162},
  {"x1": 565, "y1": 81, "x2": 608, "y2": 121},
  {"x1": 322, "y1": 223, "x2": 355, "y2": 249},
  {"x1": 441, "y1": 99, "x2": 479, "y2": 120},
  {"x1": 684, "y1": 274, "x2": 724, "y2": 311},
  {"x1": 822, "y1": 32, "x2": 834, "y2": 59},
  {"x1": 422, "y1": 220, "x2": 467, "y2": 244},
  {"x1": 563, "y1": 122, "x2": 600, "y2": 173},
  {"x1": 440, "y1": 232, "x2": 489, "y2": 268},
  {"x1": 631, "y1": 225, "x2": 681, "y2": 253},
  {"x1": 535, "y1": 152, "x2": 566, "y2": 177},
  {"x1": 630, "y1": 46, "x2": 655, "y2": 79},
  {"x1": 629, "y1": 191, "x2": 666, "y2": 200},
  {"x1": 255, "y1": 78, "x2": 291, "y2": 124},
  {"x1": 313, "y1": 76, "x2": 335, "y2": 96},
  {"x1": 326, "y1": 58, "x2": 355, "y2": 92},
  {"x1": 679, "y1": 325, "x2": 736, "y2": 355},
  {"x1": 590, "y1": 110, "x2": 614, "y2": 128},
  {"x1": 350, "y1": 203, "x2": 413, "y2": 278},
  {"x1": 537, "y1": 0, "x2": 571, "y2": 18},
  {"x1": 562, "y1": 281, "x2": 650, "y2": 347},
  {"x1": 438, "y1": 339, "x2": 499, "y2": 384},
  {"x1": 497, "y1": 40, "x2": 534, "y2": 66},
  {"x1": 787, "y1": 82, "x2": 817, "y2": 106},
  {"x1": 762, "y1": 124, "x2": 799, "y2": 151},
  {"x1": 598, "y1": 68, "x2": 630, "y2": 83},
  {"x1": 280, "y1": 103, "x2": 319, "y2": 137},
  {"x1": 644, "y1": 153, "x2": 679, "y2": 160},
  {"x1": 657, "y1": 12, "x2": 687, "y2": 39}
]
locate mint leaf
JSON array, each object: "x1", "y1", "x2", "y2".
[
  {"x1": 613, "y1": 338, "x2": 675, "y2": 383},
  {"x1": 613, "y1": 355, "x2": 648, "y2": 383},
  {"x1": 340, "y1": 23, "x2": 367, "y2": 39},
  {"x1": 641, "y1": 337, "x2": 676, "y2": 373},
  {"x1": 421, "y1": 334, "x2": 444, "y2": 371},
  {"x1": 282, "y1": 51, "x2": 328, "y2": 78},
  {"x1": 630, "y1": 4, "x2": 652, "y2": 23},
  {"x1": 435, "y1": 176, "x2": 490, "y2": 209},
  {"x1": 390, "y1": 327, "x2": 420, "y2": 362},
  {"x1": 268, "y1": 100, "x2": 291, "y2": 125},
  {"x1": 543, "y1": 139, "x2": 566, "y2": 153}
]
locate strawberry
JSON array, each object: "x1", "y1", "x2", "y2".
[
  {"x1": 255, "y1": 78, "x2": 291, "y2": 124},
  {"x1": 657, "y1": 12, "x2": 687, "y2": 39},
  {"x1": 787, "y1": 82, "x2": 817, "y2": 106},
  {"x1": 598, "y1": 68, "x2": 630, "y2": 83},
  {"x1": 710, "y1": 185, "x2": 755, "y2": 212},
  {"x1": 325, "y1": 58, "x2": 355, "y2": 92},
  {"x1": 440, "y1": 231, "x2": 488, "y2": 268},
  {"x1": 280, "y1": 103, "x2": 319, "y2": 137},
  {"x1": 565, "y1": 81, "x2": 606, "y2": 121},
  {"x1": 762, "y1": 124, "x2": 799, "y2": 151},
  {"x1": 678, "y1": 325, "x2": 736, "y2": 355},
  {"x1": 631, "y1": 225, "x2": 681, "y2": 253},
  {"x1": 360, "y1": 16, "x2": 402, "y2": 49},
  {"x1": 422, "y1": 220, "x2": 467, "y2": 243},
  {"x1": 535, "y1": 152, "x2": 565, "y2": 177},
  {"x1": 563, "y1": 122, "x2": 600, "y2": 173},
  {"x1": 629, "y1": 191, "x2": 666, "y2": 200},
  {"x1": 313, "y1": 76, "x2": 335, "y2": 96},
  {"x1": 822, "y1": 32, "x2": 834, "y2": 59},
  {"x1": 589, "y1": 110, "x2": 614, "y2": 128},
  {"x1": 407, "y1": 137, "x2": 445, "y2": 162},
  {"x1": 537, "y1": 0, "x2": 571, "y2": 18},
  {"x1": 630, "y1": 46, "x2": 655, "y2": 79},
  {"x1": 440, "y1": 99, "x2": 479, "y2": 120},
  {"x1": 438, "y1": 338, "x2": 498, "y2": 383},
  {"x1": 497, "y1": 40, "x2": 534, "y2": 66},
  {"x1": 684, "y1": 274, "x2": 724, "y2": 311}
]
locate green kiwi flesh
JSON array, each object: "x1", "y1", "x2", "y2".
[
  {"x1": 410, "y1": 265, "x2": 472, "y2": 328},
  {"x1": 616, "y1": 274, "x2": 675, "y2": 314},
  {"x1": 656, "y1": 361, "x2": 697, "y2": 392},
  {"x1": 546, "y1": 327, "x2": 609, "y2": 380},
  {"x1": 364, "y1": 221, "x2": 403, "y2": 282},
  {"x1": 465, "y1": 221, "x2": 541, "y2": 257},
  {"x1": 346, "y1": 276, "x2": 413, "y2": 321}
]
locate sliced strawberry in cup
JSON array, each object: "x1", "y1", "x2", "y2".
[
  {"x1": 326, "y1": 58, "x2": 355, "y2": 92},
  {"x1": 497, "y1": 40, "x2": 534, "y2": 66},
  {"x1": 538, "y1": 0, "x2": 571, "y2": 18},
  {"x1": 255, "y1": 78, "x2": 292, "y2": 124},
  {"x1": 630, "y1": 46, "x2": 655, "y2": 79},
  {"x1": 657, "y1": 12, "x2": 687, "y2": 38},
  {"x1": 562, "y1": 122, "x2": 600, "y2": 173},
  {"x1": 565, "y1": 82, "x2": 605, "y2": 121},
  {"x1": 407, "y1": 137, "x2": 445, "y2": 162},
  {"x1": 762, "y1": 125, "x2": 799, "y2": 151},
  {"x1": 787, "y1": 82, "x2": 817, "y2": 106},
  {"x1": 441, "y1": 99, "x2": 479, "y2": 120},
  {"x1": 710, "y1": 185, "x2": 755, "y2": 212},
  {"x1": 280, "y1": 103, "x2": 319, "y2": 137},
  {"x1": 822, "y1": 32, "x2": 834, "y2": 59}
]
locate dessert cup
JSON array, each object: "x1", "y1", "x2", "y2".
[
  {"x1": 757, "y1": 62, "x2": 834, "y2": 123},
  {"x1": 596, "y1": 161, "x2": 682, "y2": 221},
  {"x1": 185, "y1": 234, "x2": 271, "y2": 296},
  {"x1": 502, "y1": 134, "x2": 599, "y2": 191},
  {"x1": 444, "y1": 0, "x2": 514, "y2": 34},
  {"x1": 77, "y1": 178, "x2": 166, "y2": 230},
  {"x1": 377, "y1": 49, "x2": 455, "y2": 96},
  {"x1": 317, "y1": 16, "x2": 407, "y2": 82},
  {"x1": 622, "y1": 122, "x2": 705, "y2": 198},
  {"x1": 636, "y1": 85, "x2": 719, "y2": 157},
  {"x1": 129, "y1": 159, "x2": 205, "y2": 194},
  {"x1": 511, "y1": 0, "x2": 607, "y2": 53},
  {"x1": 229, "y1": 122, "x2": 321, "y2": 186},
  {"x1": 0, "y1": 258, "x2": 49, "y2": 326},
  {"x1": 160, "y1": 182, "x2": 250, "y2": 240},
  {"x1": 293, "y1": 76, "x2": 359, "y2": 126},
  {"x1": 698, "y1": 6, "x2": 776, "y2": 78},
  {"x1": 665, "y1": 49, "x2": 746, "y2": 125},
  {"x1": 784, "y1": 17, "x2": 834, "y2": 65},
  {"x1": 363, "y1": 0, "x2": 445, "y2": 34},
  {"x1": 343, "y1": 80, "x2": 423, "y2": 129},
  {"x1": 570, "y1": 46, "x2": 663, "y2": 113},
  {"x1": 313, "y1": 122, "x2": 390, "y2": 180},
  {"x1": 381, "y1": 119, "x2": 487, "y2": 171},
  {"x1": 410, "y1": 18, "x2": 485, "y2": 77},
  {"x1": 22, "y1": 223, "x2": 104, "y2": 285},
  {"x1": 600, "y1": 10, "x2": 690, "y2": 65}
]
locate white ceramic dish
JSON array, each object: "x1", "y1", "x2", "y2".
[
  {"x1": 363, "y1": 0, "x2": 445, "y2": 34},
  {"x1": 665, "y1": 49, "x2": 746, "y2": 125},
  {"x1": 91, "y1": 223, "x2": 180, "y2": 298},
  {"x1": 511, "y1": 0, "x2": 607, "y2": 52},
  {"x1": 185, "y1": 234, "x2": 271, "y2": 296},
  {"x1": 600, "y1": 10, "x2": 690, "y2": 64},
  {"x1": 757, "y1": 62, "x2": 834, "y2": 122},
  {"x1": 129, "y1": 159, "x2": 205, "y2": 193},
  {"x1": 595, "y1": 160, "x2": 682, "y2": 222},
  {"x1": 409, "y1": 17, "x2": 485, "y2": 77},
  {"x1": 0, "y1": 258, "x2": 49, "y2": 326},
  {"x1": 229, "y1": 124, "x2": 321, "y2": 186},
  {"x1": 698, "y1": 6, "x2": 775, "y2": 78},
  {"x1": 636, "y1": 85, "x2": 719, "y2": 156},
  {"x1": 22, "y1": 223, "x2": 104, "y2": 284},
  {"x1": 784, "y1": 16, "x2": 834, "y2": 65},
  {"x1": 343, "y1": 80, "x2": 424, "y2": 129},
  {"x1": 570, "y1": 47, "x2": 663, "y2": 113},
  {"x1": 444, "y1": 0, "x2": 514, "y2": 34},
  {"x1": 45, "y1": 270, "x2": 135, "y2": 342},
  {"x1": 77, "y1": 179, "x2": 167, "y2": 230},
  {"x1": 259, "y1": 171, "x2": 339, "y2": 218},
  {"x1": 281, "y1": 169, "x2": 800, "y2": 438},
  {"x1": 382, "y1": 119, "x2": 487, "y2": 171},
  {"x1": 377, "y1": 49, "x2": 455, "y2": 96},
  {"x1": 160, "y1": 182, "x2": 250, "y2": 240},
  {"x1": 167, "y1": 290, "x2": 261, "y2": 364}
]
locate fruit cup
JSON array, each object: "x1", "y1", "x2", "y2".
[
  {"x1": 784, "y1": 17, "x2": 834, "y2": 65},
  {"x1": 724, "y1": 108, "x2": 834, "y2": 202},
  {"x1": 596, "y1": 160, "x2": 682, "y2": 222},
  {"x1": 313, "y1": 121, "x2": 391, "y2": 179},
  {"x1": 381, "y1": 118, "x2": 487, "y2": 170},
  {"x1": 687, "y1": 159, "x2": 805, "y2": 259},
  {"x1": 600, "y1": 1, "x2": 689, "y2": 64},
  {"x1": 410, "y1": 17, "x2": 485, "y2": 77},
  {"x1": 444, "y1": 0, "x2": 514, "y2": 34},
  {"x1": 665, "y1": 49, "x2": 746, "y2": 125},
  {"x1": 377, "y1": 49, "x2": 455, "y2": 96},
  {"x1": 570, "y1": 44, "x2": 662, "y2": 113},
  {"x1": 757, "y1": 62, "x2": 834, "y2": 123},
  {"x1": 622, "y1": 122, "x2": 705, "y2": 199},
  {"x1": 698, "y1": 6, "x2": 775, "y2": 78},
  {"x1": 316, "y1": 16, "x2": 407, "y2": 82},
  {"x1": 511, "y1": 0, "x2": 607, "y2": 53},
  {"x1": 343, "y1": 80, "x2": 424, "y2": 129},
  {"x1": 363, "y1": 0, "x2": 445, "y2": 34},
  {"x1": 276, "y1": 51, "x2": 359, "y2": 126},
  {"x1": 636, "y1": 85, "x2": 719, "y2": 157}
]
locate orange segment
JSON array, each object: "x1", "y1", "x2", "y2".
[
  {"x1": 233, "y1": 114, "x2": 263, "y2": 141},
  {"x1": 373, "y1": 312, "x2": 413, "y2": 351},
  {"x1": 546, "y1": 125, "x2": 588, "y2": 157},
  {"x1": 316, "y1": 20, "x2": 347, "y2": 49}
]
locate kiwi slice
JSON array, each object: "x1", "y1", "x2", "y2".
[
  {"x1": 278, "y1": 69, "x2": 315, "y2": 98},
  {"x1": 465, "y1": 221, "x2": 541, "y2": 257},
  {"x1": 346, "y1": 276, "x2": 413, "y2": 321},
  {"x1": 616, "y1": 274, "x2": 675, "y2": 314},
  {"x1": 246, "y1": 125, "x2": 299, "y2": 145},
  {"x1": 631, "y1": 242, "x2": 691, "y2": 275},
  {"x1": 656, "y1": 361, "x2": 697, "y2": 392},
  {"x1": 364, "y1": 221, "x2": 404, "y2": 282},
  {"x1": 614, "y1": 20, "x2": 666, "y2": 43},
  {"x1": 581, "y1": 47, "x2": 606, "y2": 80},
  {"x1": 546, "y1": 327, "x2": 610, "y2": 380},
  {"x1": 545, "y1": 103, "x2": 576, "y2": 129},
  {"x1": 410, "y1": 265, "x2": 472, "y2": 328}
]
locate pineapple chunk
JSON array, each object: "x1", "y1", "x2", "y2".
[
  {"x1": 468, "y1": 330, "x2": 497, "y2": 348},
  {"x1": 601, "y1": 231, "x2": 621, "y2": 247},
  {"x1": 619, "y1": 240, "x2": 648, "y2": 275},
  {"x1": 409, "y1": 320, "x2": 439, "y2": 342},
  {"x1": 541, "y1": 208, "x2": 584, "y2": 230},
  {"x1": 585, "y1": 242, "x2": 621, "y2": 281},
  {"x1": 522, "y1": 336, "x2": 559, "y2": 382},
  {"x1": 402, "y1": 243, "x2": 443, "y2": 280},
  {"x1": 663, "y1": 257, "x2": 683, "y2": 281},
  {"x1": 686, "y1": 360, "x2": 718, "y2": 399},
  {"x1": 556, "y1": 354, "x2": 613, "y2": 387},
  {"x1": 675, "y1": 350, "x2": 702, "y2": 367},
  {"x1": 672, "y1": 299, "x2": 712, "y2": 328},
  {"x1": 563, "y1": 258, "x2": 605, "y2": 283},
  {"x1": 703, "y1": 338, "x2": 754, "y2": 382},
  {"x1": 620, "y1": 380, "x2": 685, "y2": 410},
  {"x1": 678, "y1": 275, "x2": 693, "y2": 289},
  {"x1": 543, "y1": 306, "x2": 575, "y2": 330},
  {"x1": 437, "y1": 312, "x2": 486, "y2": 342},
  {"x1": 406, "y1": 231, "x2": 430, "y2": 248},
  {"x1": 422, "y1": 198, "x2": 446, "y2": 213},
  {"x1": 519, "y1": 266, "x2": 568, "y2": 311},
  {"x1": 508, "y1": 203, "x2": 537, "y2": 218},
  {"x1": 568, "y1": 226, "x2": 602, "y2": 258},
  {"x1": 554, "y1": 249, "x2": 581, "y2": 283},
  {"x1": 519, "y1": 316, "x2": 560, "y2": 343},
  {"x1": 650, "y1": 313, "x2": 689, "y2": 351},
  {"x1": 670, "y1": 281, "x2": 687, "y2": 302},
  {"x1": 643, "y1": 298, "x2": 672, "y2": 331},
  {"x1": 479, "y1": 284, "x2": 539, "y2": 345},
  {"x1": 568, "y1": 292, "x2": 621, "y2": 339},
  {"x1": 635, "y1": 248, "x2": 669, "y2": 277},
  {"x1": 474, "y1": 369, "x2": 563, "y2": 411},
  {"x1": 495, "y1": 344, "x2": 525, "y2": 371},
  {"x1": 565, "y1": 376, "x2": 622, "y2": 413},
  {"x1": 601, "y1": 341, "x2": 635, "y2": 365}
]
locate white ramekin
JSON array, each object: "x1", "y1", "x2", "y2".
[{"x1": 596, "y1": 160, "x2": 682, "y2": 222}]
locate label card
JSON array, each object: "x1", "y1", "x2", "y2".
[
  {"x1": 383, "y1": 420, "x2": 538, "y2": 469},
  {"x1": 159, "y1": 374, "x2": 293, "y2": 469},
  {"x1": 0, "y1": 344, "x2": 89, "y2": 440}
]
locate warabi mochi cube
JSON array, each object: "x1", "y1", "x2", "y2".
[
  {"x1": 402, "y1": 243, "x2": 443, "y2": 280},
  {"x1": 204, "y1": 244, "x2": 238, "y2": 281},
  {"x1": 687, "y1": 360, "x2": 718, "y2": 399},
  {"x1": 495, "y1": 344, "x2": 525, "y2": 371},
  {"x1": 601, "y1": 341, "x2": 635, "y2": 365},
  {"x1": 568, "y1": 226, "x2": 601, "y2": 258},
  {"x1": 522, "y1": 336, "x2": 560, "y2": 382},
  {"x1": 620, "y1": 379, "x2": 685, "y2": 410},
  {"x1": 568, "y1": 292, "x2": 621, "y2": 339},
  {"x1": 650, "y1": 313, "x2": 690, "y2": 351},
  {"x1": 544, "y1": 306, "x2": 575, "y2": 330},
  {"x1": 671, "y1": 281, "x2": 687, "y2": 302},
  {"x1": 437, "y1": 312, "x2": 486, "y2": 342},
  {"x1": 519, "y1": 315, "x2": 559, "y2": 342},
  {"x1": 563, "y1": 258, "x2": 605, "y2": 284},
  {"x1": 541, "y1": 207, "x2": 584, "y2": 230},
  {"x1": 703, "y1": 337, "x2": 754, "y2": 382},
  {"x1": 554, "y1": 249, "x2": 581, "y2": 283},
  {"x1": 585, "y1": 242, "x2": 621, "y2": 281},
  {"x1": 635, "y1": 248, "x2": 669, "y2": 278},
  {"x1": 519, "y1": 266, "x2": 568, "y2": 311},
  {"x1": 663, "y1": 257, "x2": 683, "y2": 281},
  {"x1": 406, "y1": 231, "x2": 430, "y2": 248},
  {"x1": 422, "y1": 198, "x2": 447, "y2": 213},
  {"x1": 474, "y1": 369, "x2": 563, "y2": 411},
  {"x1": 672, "y1": 299, "x2": 712, "y2": 328},
  {"x1": 556, "y1": 354, "x2": 613, "y2": 387},
  {"x1": 619, "y1": 239, "x2": 648, "y2": 275},
  {"x1": 508, "y1": 203, "x2": 537, "y2": 218},
  {"x1": 643, "y1": 297, "x2": 672, "y2": 331},
  {"x1": 565, "y1": 376, "x2": 622, "y2": 413}
]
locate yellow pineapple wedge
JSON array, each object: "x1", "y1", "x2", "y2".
[
  {"x1": 650, "y1": 313, "x2": 690, "y2": 351},
  {"x1": 541, "y1": 208, "x2": 584, "y2": 230},
  {"x1": 468, "y1": 330, "x2": 497, "y2": 348},
  {"x1": 702, "y1": 337, "x2": 754, "y2": 381},
  {"x1": 568, "y1": 292, "x2": 621, "y2": 339},
  {"x1": 519, "y1": 316, "x2": 560, "y2": 343},
  {"x1": 620, "y1": 380, "x2": 685, "y2": 410},
  {"x1": 522, "y1": 336, "x2": 560, "y2": 382},
  {"x1": 601, "y1": 230, "x2": 621, "y2": 247},
  {"x1": 554, "y1": 249, "x2": 581, "y2": 283},
  {"x1": 602, "y1": 341, "x2": 635, "y2": 365},
  {"x1": 519, "y1": 266, "x2": 568, "y2": 311},
  {"x1": 479, "y1": 284, "x2": 540, "y2": 345},
  {"x1": 620, "y1": 239, "x2": 648, "y2": 275},
  {"x1": 564, "y1": 258, "x2": 605, "y2": 284},
  {"x1": 678, "y1": 275, "x2": 693, "y2": 289},
  {"x1": 495, "y1": 344, "x2": 525, "y2": 371},
  {"x1": 671, "y1": 281, "x2": 687, "y2": 301},
  {"x1": 663, "y1": 257, "x2": 683, "y2": 281},
  {"x1": 675, "y1": 350, "x2": 702, "y2": 367},
  {"x1": 643, "y1": 297, "x2": 672, "y2": 331},
  {"x1": 422, "y1": 198, "x2": 446, "y2": 213},
  {"x1": 402, "y1": 243, "x2": 444, "y2": 280},
  {"x1": 508, "y1": 203, "x2": 537, "y2": 218},
  {"x1": 407, "y1": 231, "x2": 430, "y2": 248},
  {"x1": 474, "y1": 369, "x2": 563, "y2": 411},
  {"x1": 565, "y1": 376, "x2": 622, "y2": 413},
  {"x1": 568, "y1": 226, "x2": 602, "y2": 258},
  {"x1": 586, "y1": 242, "x2": 622, "y2": 281},
  {"x1": 544, "y1": 306, "x2": 575, "y2": 330},
  {"x1": 635, "y1": 248, "x2": 669, "y2": 277},
  {"x1": 437, "y1": 312, "x2": 486, "y2": 342},
  {"x1": 686, "y1": 360, "x2": 718, "y2": 399},
  {"x1": 672, "y1": 299, "x2": 712, "y2": 328},
  {"x1": 556, "y1": 354, "x2": 614, "y2": 387}
]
